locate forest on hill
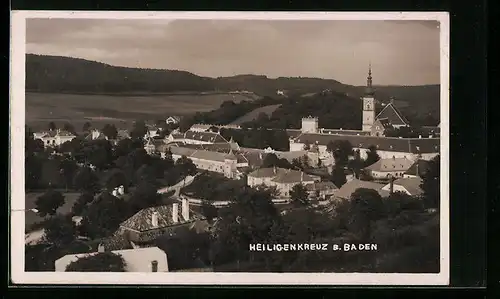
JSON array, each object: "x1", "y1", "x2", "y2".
[{"x1": 26, "y1": 54, "x2": 440, "y2": 113}]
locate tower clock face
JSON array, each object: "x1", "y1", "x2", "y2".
[{"x1": 364, "y1": 98, "x2": 374, "y2": 110}]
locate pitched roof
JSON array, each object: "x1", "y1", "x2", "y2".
[
  {"x1": 248, "y1": 167, "x2": 289, "y2": 178},
  {"x1": 320, "y1": 129, "x2": 371, "y2": 136},
  {"x1": 305, "y1": 181, "x2": 338, "y2": 191},
  {"x1": 335, "y1": 179, "x2": 389, "y2": 199},
  {"x1": 364, "y1": 157, "x2": 414, "y2": 172},
  {"x1": 293, "y1": 134, "x2": 440, "y2": 154},
  {"x1": 169, "y1": 145, "x2": 238, "y2": 162},
  {"x1": 36, "y1": 129, "x2": 76, "y2": 138},
  {"x1": 180, "y1": 131, "x2": 228, "y2": 143},
  {"x1": 55, "y1": 247, "x2": 168, "y2": 272},
  {"x1": 271, "y1": 169, "x2": 316, "y2": 184},
  {"x1": 392, "y1": 177, "x2": 424, "y2": 196},
  {"x1": 404, "y1": 159, "x2": 431, "y2": 177},
  {"x1": 375, "y1": 118, "x2": 394, "y2": 130},
  {"x1": 375, "y1": 103, "x2": 410, "y2": 127},
  {"x1": 120, "y1": 205, "x2": 202, "y2": 232}
]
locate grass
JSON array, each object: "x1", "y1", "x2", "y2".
[
  {"x1": 25, "y1": 191, "x2": 81, "y2": 231},
  {"x1": 230, "y1": 104, "x2": 282, "y2": 125},
  {"x1": 26, "y1": 92, "x2": 257, "y2": 131}
]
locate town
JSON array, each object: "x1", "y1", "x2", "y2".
[{"x1": 25, "y1": 67, "x2": 441, "y2": 273}]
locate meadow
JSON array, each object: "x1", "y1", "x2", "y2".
[
  {"x1": 24, "y1": 191, "x2": 81, "y2": 231},
  {"x1": 26, "y1": 92, "x2": 258, "y2": 131}
]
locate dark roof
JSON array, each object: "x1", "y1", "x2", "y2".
[
  {"x1": 293, "y1": 134, "x2": 439, "y2": 154},
  {"x1": 375, "y1": 118, "x2": 394, "y2": 130},
  {"x1": 169, "y1": 145, "x2": 237, "y2": 162},
  {"x1": 375, "y1": 103, "x2": 410, "y2": 127},
  {"x1": 391, "y1": 177, "x2": 424, "y2": 196},
  {"x1": 404, "y1": 159, "x2": 431, "y2": 177},
  {"x1": 305, "y1": 181, "x2": 338, "y2": 191},
  {"x1": 320, "y1": 129, "x2": 371, "y2": 136},
  {"x1": 120, "y1": 205, "x2": 202, "y2": 232},
  {"x1": 271, "y1": 169, "x2": 316, "y2": 184},
  {"x1": 335, "y1": 179, "x2": 389, "y2": 199}
]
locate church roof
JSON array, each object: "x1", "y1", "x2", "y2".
[{"x1": 375, "y1": 103, "x2": 410, "y2": 127}]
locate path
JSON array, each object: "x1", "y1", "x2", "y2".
[{"x1": 157, "y1": 173, "x2": 201, "y2": 196}]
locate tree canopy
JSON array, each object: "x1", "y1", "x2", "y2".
[
  {"x1": 35, "y1": 190, "x2": 65, "y2": 217},
  {"x1": 65, "y1": 252, "x2": 127, "y2": 272}
]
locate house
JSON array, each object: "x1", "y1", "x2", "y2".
[
  {"x1": 305, "y1": 181, "x2": 338, "y2": 199},
  {"x1": 334, "y1": 179, "x2": 389, "y2": 200},
  {"x1": 165, "y1": 131, "x2": 228, "y2": 145},
  {"x1": 55, "y1": 246, "x2": 169, "y2": 272},
  {"x1": 381, "y1": 177, "x2": 424, "y2": 197},
  {"x1": 364, "y1": 157, "x2": 414, "y2": 180},
  {"x1": 117, "y1": 129, "x2": 130, "y2": 140},
  {"x1": 371, "y1": 118, "x2": 394, "y2": 137},
  {"x1": 165, "y1": 145, "x2": 241, "y2": 179},
  {"x1": 188, "y1": 124, "x2": 242, "y2": 133},
  {"x1": 166, "y1": 116, "x2": 181, "y2": 125},
  {"x1": 114, "y1": 199, "x2": 207, "y2": 246},
  {"x1": 375, "y1": 100, "x2": 410, "y2": 129},
  {"x1": 84, "y1": 129, "x2": 107, "y2": 141},
  {"x1": 33, "y1": 129, "x2": 76, "y2": 147},
  {"x1": 144, "y1": 137, "x2": 166, "y2": 155},
  {"x1": 247, "y1": 167, "x2": 319, "y2": 198},
  {"x1": 404, "y1": 159, "x2": 431, "y2": 178},
  {"x1": 144, "y1": 125, "x2": 160, "y2": 139}
]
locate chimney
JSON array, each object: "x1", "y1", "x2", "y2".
[
  {"x1": 98, "y1": 243, "x2": 105, "y2": 253},
  {"x1": 418, "y1": 135, "x2": 422, "y2": 139},
  {"x1": 151, "y1": 211, "x2": 159, "y2": 227},
  {"x1": 182, "y1": 198, "x2": 190, "y2": 221},
  {"x1": 416, "y1": 161, "x2": 420, "y2": 177},
  {"x1": 389, "y1": 175, "x2": 394, "y2": 195},
  {"x1": 273, "y1": 166, "x2": 277, "y2": 174},
  {"x1": 118, "y1": 185, "x2": 125, "y2": 195},
  {"x1": 172, "y1": 203, "x2": 179, "y2": 223}
]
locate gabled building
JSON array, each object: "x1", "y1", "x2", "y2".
[
  {"x1": 165, "y1": 131, "x2": 228, "y2": 145},
  {"x1": 371, "y1": 118, "x2": 394, "y2": 137},
  {"x1": 403, "y1": 159, "x2": 431, "y2": 178},
  {"x1": 381, "y1": 177, "x2": 424, "y2": 197},
  {"x1": 33, "y1": 129, "x2": 76, "y2": 147},
  {"x1": 375, "y1": 100, "x2": 410, "y2": 129},
  {"x1": 334, "y1": 179, "x2": 389, "y2": 200},
  {"x1": 364, "y1": 157, "x2": 414, "y2": 180},
  {"x1": 247, "y1": 167, "x2": 320, "y2": 198},
  {"x1": 166, "y1": 116, "x2": 181, "y2": 125}
]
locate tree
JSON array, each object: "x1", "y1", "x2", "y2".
[
  {"x1": 348, "y1": 188, "x2": 385, "y2": 239},
  {"x1": 348, "y1": 149, "x2": 363, "y2": 178},
  {"x1": 65, "y1": 252, "x2": 127, "y2": 272},
  {"x1": 303, "y1": 140, "x2": 311, "y2": 151},
  {"x1": 175, "y1": 155, "x2": 197, "y2": 177},
  {"x1": 73, "y1": 167, "x2": 101, "y2": 194},
  {"x1": 102, "y1": 124, "x2": 118, "y2": 140},
  {"x1": 326, "y1": 140, "x2": 353, "y2": 167},
  {"x1": 105, "y1": 168, "x2": 129, "y2": 191},
  {"x1": 385, "y1": 191, "x2": 424, "y2": 217},
  {"x1": 43, "y1": 215, "x2": 76, "y2": 246},
  {"x1": 48, "y1": 121, "x2": 56, "y2": 131},
  {"x1": 289, "y1": 184, "x2": 309, "y2": 206},
  {"x1": 80, "y1": 192, "x2": 130, "y2": 238},
  {"x1": 82, "y1": 121, "x2": 92, "y2": 132},
  {"x1": 71, "y1": 192, "x2": 95, "y2": 216},
  {"x1": 63, "y1": 122, "x2": 75, "y2": 134},
  {"x1": 364, "y1": 145, "x2": 380, "y2": 167},
  {"x1": 59, "y1": 157, "x2": 78, "y2": 189},
  {"x1": 421, "y1": 155, "x2": 440, "y2": 209},
  {"x1": 35, "y1": 190, "x2": 65, "y2": 217},
  {"x1": 128, "y1": 181, "x2": 163, "y2": 213},
  {"x1": 262, "y1": 153, "x2": 279, "y2": 168},
  {"x1": 130, "y1": 120, "x2": 148, "y2": 140},
  {"x1": 25, "y1": 153, "x2": 43, "y2": 190},
  {"x1": 330, "y1": 165, "x2": 347, "y2": 188},
  {"x1": 201, "y1": 200, "x2": 218, "y2": 222},
  {"x1": 134, "y1": 164, "x2": 158, "y2": 185},
  {"x1": 83, "y1": 140, "x2": 114, "y2": 170}
]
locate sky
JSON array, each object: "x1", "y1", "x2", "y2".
[{"x1": 26, "y1": 18, "x2": 441, "y2": 86}]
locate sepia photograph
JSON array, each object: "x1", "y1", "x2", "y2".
[{"x1": 10, "y1": 11, "x2": 449, "y2": 285}]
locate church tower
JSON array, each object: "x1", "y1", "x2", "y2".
[{"x1": 362, "y1": 63, "x2": 376, "y2": 132}]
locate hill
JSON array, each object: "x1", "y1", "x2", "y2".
[
  {"x1": 25, "y1": 54, "x2": 440, "y2": 124},
  {"x1": 230, "y1": 104, "x2": 282, "y2": 125}
]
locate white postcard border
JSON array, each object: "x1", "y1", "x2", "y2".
[{"x1": 10, "y1": 10, "x2": 450, "y2": 286}]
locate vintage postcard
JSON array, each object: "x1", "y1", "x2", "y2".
[{"x1": 10, "y1": 11, "x2": 450, "y2": 285}]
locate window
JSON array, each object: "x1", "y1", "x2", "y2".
[{"x1": 151, "y1": 260, "x2": 158, "y2": 272}]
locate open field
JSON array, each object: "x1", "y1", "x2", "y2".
[
  {"x1": 230, "y1": 104, "x2": 282, "y2": 125},
  {"x1": 25, "y1": 191, "x2": 81, "y2": 231},
  {"x1": 26, "y1": 92, "x2": 257, "y2": 130}
]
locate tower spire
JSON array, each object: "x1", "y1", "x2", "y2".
[{"x1": 365, "y1": 62, "x2": 374, "y2": 96}]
